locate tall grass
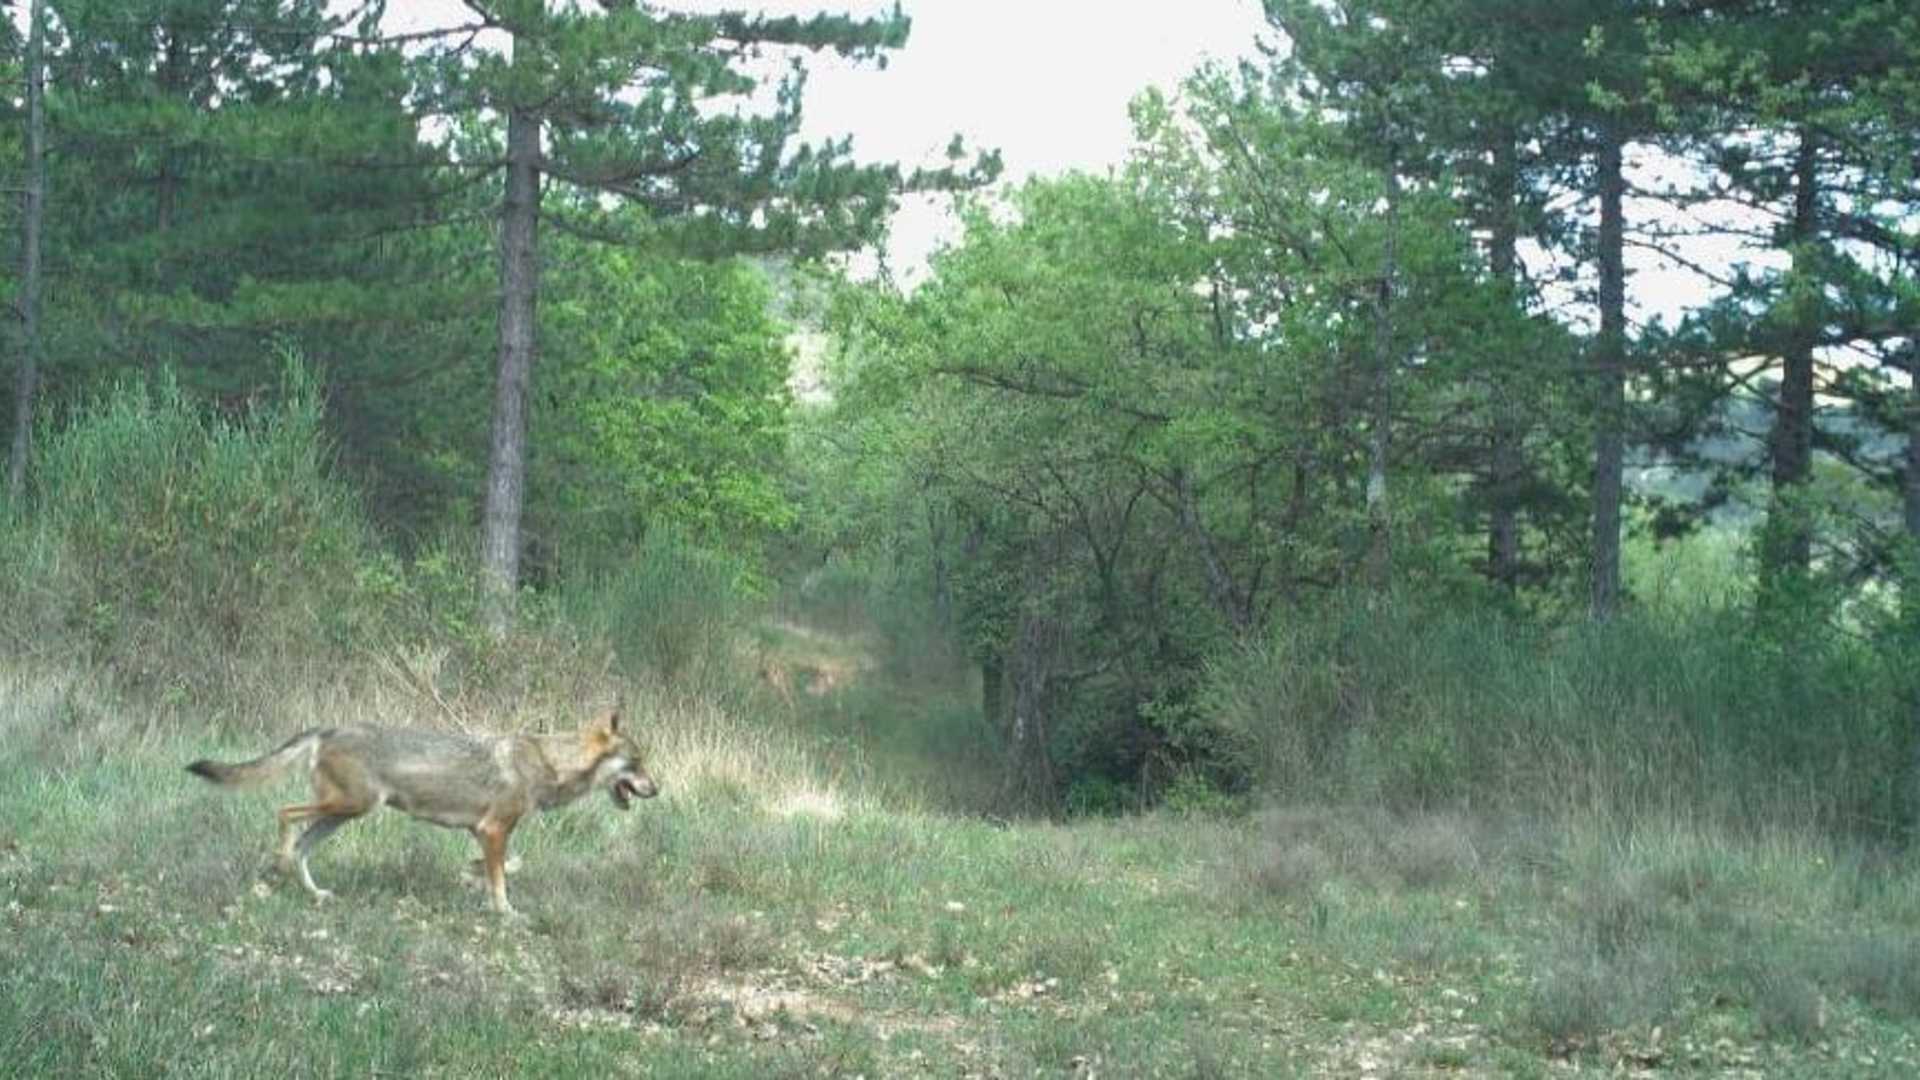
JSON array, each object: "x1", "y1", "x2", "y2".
[
  {"x1": 1200, "y1": 590, "x2": 1906, "y2": 832},
  {"x1": 5, "y1": 370, "x2": 1919, "y2": 1074},
  {"x1": 0, "y1": 364, "x2": 784, "y2": 740},
  {"x1": 555, "y1": 527, "x2": 760, "y2": 706},
  {"x1": 0, "y1": 366, "x2": 389, "y2": 712}
]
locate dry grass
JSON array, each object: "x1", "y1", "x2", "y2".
[{"x1": 6, "y1": 641, "x2": 1920, "y2": 1078}]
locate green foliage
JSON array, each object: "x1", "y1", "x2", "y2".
[
  {"x1": 0, "y1": 356, "x2": 776, "y2": 717},
  {"x1": 33, "y1": 0, "x2": 449, "y2": 400},
  {"x1": 1158, "y1": 771, "x2": 1249, "y2": 819},
  {"x1": 416, "y1": 1, "x2": 992, "y2": 261},
  {"x1": 0, "y1": 358, "x2": 383, "y2": 700},
  {"x1": 1063, "y1": 775, "x2": 1134, "y2": 819},
  {"x1": 1199, "y1": 587, "x2": 1907, "y2": 830},
  {"x1": 809, "y1": 54, "x2": 1578, "y2": 809},
  {"x1": 540, "y1": 250, "x2": 795, "y2": 570},
  {"x1": 556, "y1": 527, "x2": 761, "y2": 701}
]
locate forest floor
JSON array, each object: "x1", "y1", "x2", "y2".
[{"x1": 4, "y1": 647, "x2": 1920, "y2": 1077}]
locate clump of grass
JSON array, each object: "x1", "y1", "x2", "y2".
[
  {"x1": 691, "y1": 824, "x2": 781, "y2": 901},
  {"x1": 1237, "y1": 836, "x2": 1335, "y2": 904},
  {"x1": 1570, "y1": 869, "x2": 1677, "y2": 960},
  {"x1": 1389, "y1": 921, "x2": 1481, "y2": 975},
  {"x1": 556, "y1": 967, "x2": 686, "y2": 1024},
  {"x1": 1, "y1": 362, "x2": 387, "y2": 715},
  {"x1": 1233, "y1": 805, "x2": 1487, "y2": 906},
  {"x1": 1198, "y1": 590, "x2": 1910, "y2": 834},
  {"x1": 1523, "y1": 943, "x2": 1681, "y2": 1047},
  {"x1": 541, "y1": 886, "x2": 775, "y2": 1022},
  {"x1": 557, "y1": 527, "x2": 759, "y2": 701},
  {"x1": 1823, "y1": 931, "x2": 1920, "y2": 1019},
  {"x1": 1386, "y1": 812, "x2": 1482, "y2": 889},
  {"x1": 1750, "y1": 965, "x2": 1828, "y2": 1042},
  {"x1": 1019, "y1": 923, "x2": 1106, "y2": 987}
]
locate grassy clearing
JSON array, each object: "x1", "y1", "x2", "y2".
[
  {"x1": 5, "y1": 667, "x2": 1919, "y2": 1077},
  {"x1": 5, "y1": 382, "x2": 1919, "y2": 1074}
]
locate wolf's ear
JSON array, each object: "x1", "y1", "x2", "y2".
[{"x1": 603, "y1": 709, "x2": 622, "y2": 734}]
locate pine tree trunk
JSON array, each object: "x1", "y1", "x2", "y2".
[
  {"x1": 1365, "y1": 169, "x2": 1400, "y2": 592},
  {"x1": 7, "y1": 0, "x2": 46, "y2": 502},
  {"x1": 1764, "y1": 133, "x2": 1819, "y2": 581},
  {"x1": 155, "y1": 27, "x2": 185, "y2": 237},
  {"x1": 481, "y1": 104, "x2": 542, "y2": 634},
  {"x1": 1589, "y1": 124, "x2": 1627, "y2": 621},
  {"x1": 1907, "y1": 364, "x2": 1920, "y2": 547},
  {"x1": 1486, "y1": 132, "x2": 1522, "y2": 589},
  {"x1": 1904, "y1": 355, "x2": 1920, "y2": 836}
]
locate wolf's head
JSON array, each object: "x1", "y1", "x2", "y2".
[{"x1": 586, "y1": 709, "x2": 658, "y2": 809}]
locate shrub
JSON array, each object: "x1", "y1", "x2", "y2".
[
  {"x1": 556, "y1": 526, "x2": 759, "y2": 700},
  {"x1": 0, "y1": 361, "x2": 386, "y2": 709},
  {"x1": 1196, "y1": 589, "x2": 1908, "y2": 832}
]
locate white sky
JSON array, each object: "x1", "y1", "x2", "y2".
[
  {"x1": 791, "y1": 0, "x2": 1273, "y2": 278},
  {"x1": 789, "y1": 1, "x2": 1272, "y2": 178}
]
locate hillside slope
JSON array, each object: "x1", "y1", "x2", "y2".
[{"x1": 4, "y1": 664, "x2": 1917, "y2": 1078}]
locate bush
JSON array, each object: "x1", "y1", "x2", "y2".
[
  {"x1": 556, "y1": 526, "x2": 759, "y2": 700},
  {"x1": 0, "y1": 362, "x2": 387, "y2": 708},
  {"x1": 1197, "y1": 589, "x2": 1908, "y2": 832}
]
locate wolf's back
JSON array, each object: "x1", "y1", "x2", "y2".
[{"x1": 187, "y1": 729, "x2": 328, "y2": 788}]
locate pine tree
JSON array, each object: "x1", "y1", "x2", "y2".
[
  {"x1": 29, "y1": 0, "x2": 443, "y2": 398},
  {"x1": 1258, "y1": 0, "x2": 1593, "y2": 597},
  {"x1": 398, "y1": 1, "x2": 994, "y2": 628},
  {"x1": 6, "y1": 0, "x2": 45, "y2": 500},
  {"x1": 1647, "y1": 1, "x2": 1919, "y2": 595}
]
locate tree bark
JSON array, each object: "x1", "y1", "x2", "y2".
[
  {"x1": 1365, "y1": 168, "x2": 1400, "y2": 592},
  {"x1": 1589, "y1": 123, "x2": 1627, "y2": 621},
  {"x1": 981, "y1": 651, "x2": 1005, "y2": 734},
  {"x1": 155, "y1": 24, "x2": 185, "y2": 237},
  {"x1": 481, "y1": 103, "x2": 542, "y2": 633},
  {"x1": 1171, "y1": 469, "x2": 1251, "y2": 633},
  {"x1": 928, "y1": 496, "x2": 953, "y2": 630},
  {"x1": 1906, "y1": 358, "x2": 1920, "y2": 547},
  {"x1": 7, "y1": 0, "x2": 46, "y2": 502},
  {"x1": 1003, "y1": 605, "x2": 1060, "y2": 811},
  {"x1": 1904, "y1": 350, "x2": 1920, "y2": 837},
  {"x1": 1486, "y1": 131, "x2": 1522, "y2": 589},
  {"x1": 1764, "y1": 132, "x2": 1820, "y2": 580}
]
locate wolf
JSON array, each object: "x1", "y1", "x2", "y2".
[{"x1": 186, "y1": 709, "x2": 658, "y2": 915}]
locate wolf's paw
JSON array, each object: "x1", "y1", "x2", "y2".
[{"x1": 309, "y1": 888, "x2": 336, "y2": 904}]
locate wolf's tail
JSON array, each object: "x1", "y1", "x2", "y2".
[{"x1": 186, "y1": 730, "x2": 327, "y2": 789}]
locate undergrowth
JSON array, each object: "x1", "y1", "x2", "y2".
[
  {"x1": 1199, "y1": 590, "x2": 1911, "y2": 834},
  {"x1": 2, "y1": 369, "x2": 1919, "y2": 1075}
]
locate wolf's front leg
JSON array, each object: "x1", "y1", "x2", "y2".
[{"x1": 472, "y1": 817, "x2": 520, "y2": 916}]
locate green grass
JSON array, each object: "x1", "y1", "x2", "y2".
[
  {"x1": 14, "y1": 329, "x2": 1919, "y2": 1075},
  {"x1": 5, "y1": 667, "x2": 1920, "y2": 1077},
  {"x1": 1197, "y1": 587, "x2": 1912, "y2": 833}
]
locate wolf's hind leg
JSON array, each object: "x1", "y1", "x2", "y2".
[
  {"x1": 274, "y1": 800, "x2": 364, "y2": 902},
  {"x1": 291, "y1": 814, "x2": 357, "y2": 901}
]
